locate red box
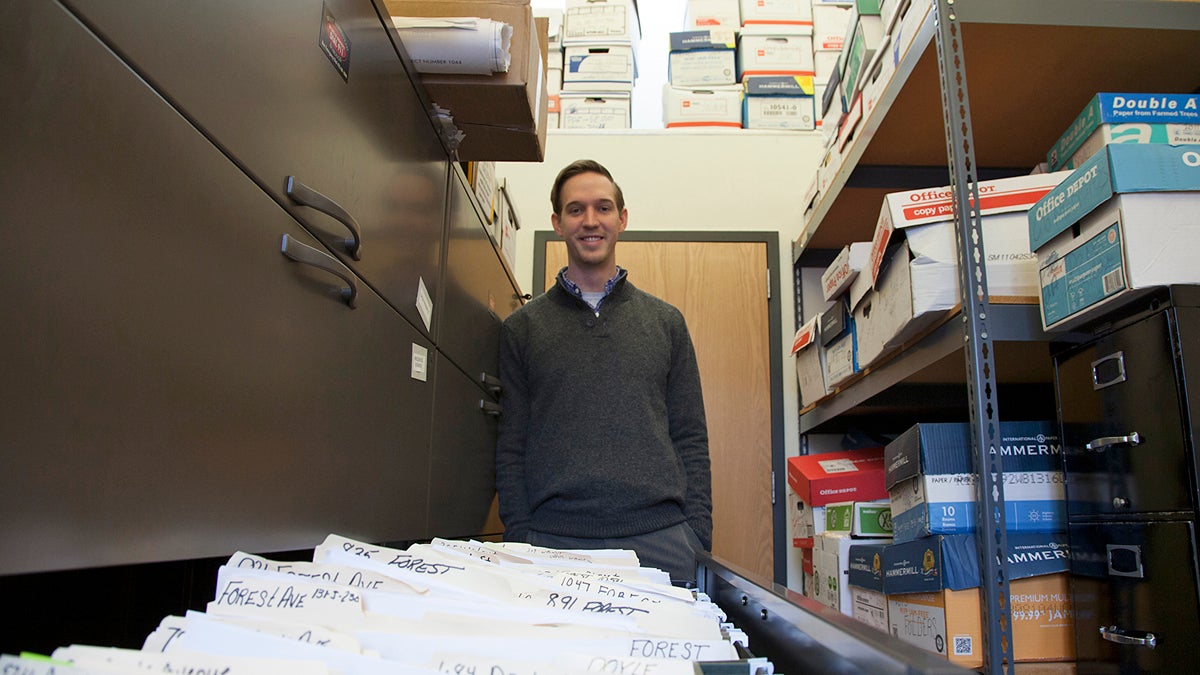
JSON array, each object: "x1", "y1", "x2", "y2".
[{"x1": 786, "y1": 448, "x2": 887, "y2": 507}]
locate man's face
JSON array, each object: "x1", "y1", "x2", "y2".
[{"x1": 551, "y1": 171, "x2": 628, "y2": 273}]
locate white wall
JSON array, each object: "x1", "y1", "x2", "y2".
[{"x1": 496, "y1": 126, "x2": 825, "y2": 489}]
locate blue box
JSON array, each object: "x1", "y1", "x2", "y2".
[
  {"x1": 1047, "y1": 93, "x2": 1200, "y2": 171},
  {"x1": 881, "y1": 533, "x2": 1070, "y2": 595},
  {"x1": 1030, "y1": 144, "x2": 1200, "y2": 330},
  {"x1": 846, "y1": 541, "x2": 889, "y2": 591},
  {"x1": 885, "y1": 421, "x2": 1065, "y2": 543},
  {"x1": 668, "y1": 29, "x2": 736, "y2": 87}
]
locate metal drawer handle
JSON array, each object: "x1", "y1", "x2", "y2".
[
  {"x1": 480, "y1": 400, "x2": 502, "y2": 417},
  {"x1": 281, "y1": 234, "x2": 357, "y2": 308},
  {"x1": 1091, "y1": 351, "x2": 1127, "y2": 390},
  {"x1": 1086, "y1": 432, "x2": 1141, "y2": 451},
  {"x1": 1100, "y1": 625, "x2": 1156, "y2": 648},
  {"x1": 286, "y1": 176, "x2": 363, "y2": 260},
  {"x1": 480, "y1": 373, "x2": 502, "y2": 395}
]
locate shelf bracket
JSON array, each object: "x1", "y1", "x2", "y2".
[{"x1": 934, "y1": 2, "x2": 1014, "y2": 673}]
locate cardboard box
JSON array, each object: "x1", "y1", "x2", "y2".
[
  {"x1": 685, "y1": 0, "x2": 741, "y2": 30},
  {"x1": 536, "y1": 7, "x2": 563, "y2": 50},
  {"x1": 1046, "y1": 92, "x2": 1200, "y2": 171},
  {"x1": 663, "y1": 85, "x2": 743, "y2": 129},
  {"x1": 737, "y1": 25, "x2": 814, "y2": 79},
  {"x1": 821, "y1": 242, "x2": 872, "y2": 301},
  {"x1": 839, "y1": 10, "x2": 885, "y2": 104},
  {"x1": 883, "y1": 533, "x2": 1074, "y2": 667},
  {"x1": 738, "y1": 0, "x2": 812, "y2": 26},
  {"x1": 884, "y1": 421, "x2": 1065, "y2": 543},
  {"x1": 846, "y1": 541, "x2": 890, "y2": 631},
  {"x1": 1029, "y1": 144, "x2": 1200, "y2": 331},
  {"x1": 546, "y1": 49, "x2": 563, "y2": 95},
  {"x1": 786, "y1": 447, "x2": 888, "y2": 508},
  {"x1": 816, "y1": 530, "x2": 893, "y2": 615},
  {"x1": 558, "y1": 92, "x2": 631, "y2": 129},
  {"x1": 668, "y1": 30, "x2": 738, "y2": 87},
  {"x1": 851, "y1": 239, "x2": 952, "y2": 370},
  {"x1": 820, "y1": 296, "x2": 858, "y2": 389},
  {"x1": 791, "y1": 315, "x2": 827, "y2": 409},
  {"x1": 742, "y1": 76, "x2": 815, "y2": 130},
  {"x1": 1062, "y1": 122, "x2": 1200, "y2": 172},
  {"x1": 825, "y1": 499, "x2": 893, "y2": 538},
  {"x1": 562, "y1": 44, "x2": 636, "y2": 91},
  {"x1": 813, "y1": 5, "x2": 852, "y2": 51},
  {"x1": 563, "y1": 0, "x2": 640, "y2": 49},
  {"x1": 386, "y1": 1, "x2": 548, "y2": 161}
]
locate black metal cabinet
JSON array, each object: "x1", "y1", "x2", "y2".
[
  {"x1": 437, "y1": 164, "x2": 524, "y2": 389},
  {"x1": 1054, "y1": 288, "x2": 1200, "y2": 672},
  {"x1": 62, "y1": 0, "x2": 450, "y2": 341},
  {"x1": 0, "y1": 0, "x2": 435, "y2": 575}
]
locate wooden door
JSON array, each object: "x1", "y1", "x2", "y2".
[{"x1": 545, "y1": 240, "x2": 774, "y2": 580}]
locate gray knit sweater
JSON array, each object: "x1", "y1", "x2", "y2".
[{"x1": 495, "y1": 272, "x2": 713, "y2": 550}]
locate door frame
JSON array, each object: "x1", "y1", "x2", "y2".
[{"x1": 534, "y1": 230, "x2": 787, "y2": 584}]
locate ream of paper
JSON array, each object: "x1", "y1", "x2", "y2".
[{"x1": 391, "y1": 17, "x2": 512, "y2": 75}]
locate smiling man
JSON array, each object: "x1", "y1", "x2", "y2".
[{"x1": 494, "y1": 159, "x2": 713, "y2": 585}]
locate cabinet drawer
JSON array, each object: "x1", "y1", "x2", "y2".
[
  {"x1": 437, "y1": 166, "x2": 523, "y2": 391},
  {"x1": 1068, "y1": 520, "x2": 1200, "y2": 673},
  {"x1": 62, "y1": 0, "x2": 449, "y2": 340},
  {"x1": 1055, "y1": 310, "x2": 1193, "y2": 516}
]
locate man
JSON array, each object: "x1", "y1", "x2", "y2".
[{"x1": 495, "y1": 159, "x2": 713, "y2": 585}]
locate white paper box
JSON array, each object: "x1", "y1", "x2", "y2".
[
  {"x1": 562, "y1": 45, "x2": 636, "y2": 91},
  {"x1": 563, "y1": 0, "x2": 640, "y2": 48},
  {"x1": 821, "y1": 242, "x2": 873, "y2": 301},
  {"x1": 791, "y1": 316, "x2": 827, "y2": 408},
  {"x1": 668, "y1": 30, "x2": 738, "y2": 87},
  {"x1": 739, "y1": 0, "x2": 812, "y2": 26},
  {"x1": 813, "y1": 5, "x2": 852, "y2": 51},
  {"x1": 686, "y1": 0, "x2": 741, "y2": 30},
  {"x1": 559, "y1": 92, "x2": 631, "y2": 129},
  {"x1": 737, "y1": 25, "x2": 814, "y2": 78},
  {"x1": 663, "y1": 85, "x2": 743, "y2": 128}
]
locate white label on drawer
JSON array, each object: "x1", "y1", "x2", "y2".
[
  {"x1": 411, "y1": 343, "x2": 429, "y2": 382},
  {"x1": 416, "y1": 276, "x2": 434, "y2": 332}
]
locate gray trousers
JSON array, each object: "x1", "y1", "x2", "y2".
[{"x1": 525, "y1": 521, "x2": 705, "y2": 586}]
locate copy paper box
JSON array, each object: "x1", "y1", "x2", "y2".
[
  {"x1": 559, "y1": 92, "x2": 631, "y2": 129},
  {"x1": 1046, "y1": 92, "x2": 1200, "y2": 171},
  {"x1": 786, "y1": 447, "x2": 887, "y2": 508},
  {"x1": 669, "y1": 29, "x2": 738, "y2": 87},
  {"x1": 883, "y1": 533, "x2": 1074, "y2": 667},
  {"x1": 825, "y1": 500, "x2": 893, "y2": 537},
  {"x1": 1029, "y1": 144, "x2": 1200, "y2": 331},
  {"x1": 386, "y1": 1, "x2": 548, "y2": 161},
  {"x1": 791, "y1": 315, "x2": 827, "y2": 409},
  {"x1": 562, "y1": 45, "x2": 636, "y2": 91},
  {"x1": 816, "y1": 530, "x2": 892, "y2": 615},
  {"x1": 839, "y1": 10, "x2": 885, "y2": 104},
  {"x1": 821, "y1": 242, "x2": 872, "y2": 301},
  {"x1": 663, "y1": 85, "x2": 743, "y2": 128},
  {"x1": 820, "y1": 296, "x2": 858, "y2": 389},
  {"x1": 884, "y1": 421, "x2": 1065, "y2": 543},
  {"x1": 742, "y1": 76, "x2": 815, "y2": 130},
  {"x1": 789, "y1": 481, "x2": 827, "y2": 547},
  {"x1": 846, "y1": 541, "x2": 890, "y2": 630},
  {"x1": 685, "y1": 0, "x2": 741, "y2": 30},
  {"x1": 812, "y1": 5, "x2": 853, "y2": 51},
  {"x1": 738, "y1": 0, "x2": 813, "y2": 26},
  {"x1": 1063, "y1": 122, "x2": 1200, "y2": 172},
  {"x1": 563, "y1": 0, "x2": 640, "y2": 49},
  {"x1": 737, "y1": 25, "x2": 814, "y2": 78}
]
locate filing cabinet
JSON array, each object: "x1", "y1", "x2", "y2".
[{"x1": 1053, "y1": 286, "x2": 1200, "y2": 673}]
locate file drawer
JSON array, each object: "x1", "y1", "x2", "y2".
[
  {"x1": 1055, "y1": 309, "x2": 1194, "y2": 517},
  {"x1": 1068, "y1": 520, "x2": 1200, "y2": 673}
]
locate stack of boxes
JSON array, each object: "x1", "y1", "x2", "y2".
[
  {"x1": 827, "y1": 421, "x2": 1075, "y2": 669},
  {"x1": 1029, "y1": 92, "x2": 1200, "y2": 333},
  {"x1": 549, "y1": 0, "x2": 641, "y2": 129},
  {"x1": 785, "y1": 448, "x2": 890, "y2": 604}
]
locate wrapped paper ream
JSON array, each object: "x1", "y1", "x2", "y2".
[{"x1": 392, "y1": 17, "x2": 512, "y2": 75}]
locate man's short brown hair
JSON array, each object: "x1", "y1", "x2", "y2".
[{"x1": 550, "y1": 159, "x2": 625, "y2": 216}]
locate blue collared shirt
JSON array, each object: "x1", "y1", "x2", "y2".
[{"x1": 558, "y1": 266, "x2": 626, "y2": 315}]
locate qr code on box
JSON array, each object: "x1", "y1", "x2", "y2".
[{"x1": 953, "y1": 635, "x2": 973, "y2": 656}]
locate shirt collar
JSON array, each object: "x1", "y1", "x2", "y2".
[{"x1": 558, "y1": 266, "x2": 626, "y2": 303}]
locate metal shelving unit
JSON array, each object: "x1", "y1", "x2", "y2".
[{"x1": 793, "y1": 1, "x2": 1200, "y2": 672}]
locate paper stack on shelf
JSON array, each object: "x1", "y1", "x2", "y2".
[{"x1": 7, "y1": 534, "x2": 765, "y2": 675}]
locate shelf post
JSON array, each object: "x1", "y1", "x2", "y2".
[{"x1": 933, "y1": 2, "x2": 1014, "y2": 673}]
